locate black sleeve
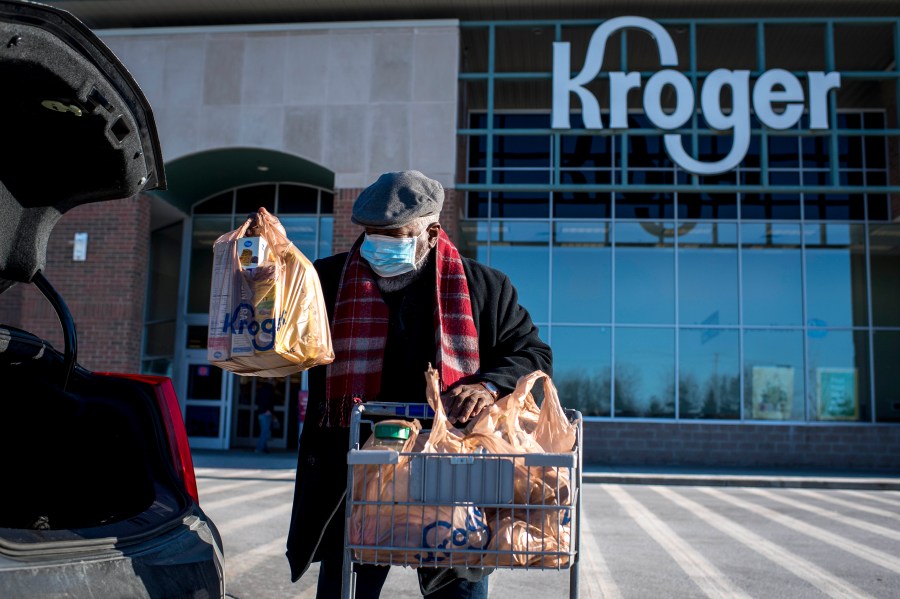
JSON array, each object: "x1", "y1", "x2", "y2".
[
  {"x1": 304, "y1": 253, "x2": 347, "y2": 429},
  {"x1": 463, "y1": 260, "x2": 553, "y2": 396}
]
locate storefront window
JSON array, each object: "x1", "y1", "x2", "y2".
[
  {"x1": 551, "y1": 326, "x2": 611, "y2": 417},
  {"x1": 804, "y1": 223, "x2": 868, "y2": 327},
  {"x1": 458, "y1": 220, "x2": 490, "y2": 263},
  {"x1": 235, "y1": 184, "x2": 275, "y2": 214},
  {"x1": 615, "y1": 327, "x2": 675, "y2": 418},
  {"x1": 743, "y1": 329, "x2": 805, "y2": 421},
  {"x1": 281, "y1": 216, "x2": 317, "y2": 259},
  {"x1": 489, "y1": 220, "x2": 550, "y2": 323},
  {"x1": 807, "y1": 330, "x2": 870, "y2": 422},
  {"x1": 679, "y1": 329, "x2": 740, "y2": 419},
  {"x1": 615, "y1": 222, "x2": 675, "y2": 325},
  {"x1": 188, "y1": 183, "x2": 333, "y2": 314},
  {"x1": 188, "y1": 216, "x2": 232, "y2": 314},
  {"x1": 319, "y1": 216, "x2": 334, "y2": 259},
  {"x1": 142, "y1": 221, "x2": 183, "y2": 377},
  {"x1": 869, "y1": 223, "x2": 900, "y2": 327},
  {"x1": 552, "y1": 222, "x2": 611, "y2": 324},
  {"x1": 460, "y1": 18, "x2": 894, "y2": 424},
  {"x1": 741, "y1": 223, "x2": 803, "y2": 326},
  {"x1": 678, "y1": 223, "x2": 739, "y2": 326}
]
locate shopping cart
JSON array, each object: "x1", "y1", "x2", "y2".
[{"x1": 342, "y1": 401, "x2": 583, "y2": 599}]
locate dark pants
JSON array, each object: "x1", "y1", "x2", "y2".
[{"x1": 316, "y1": 548, "x2": 489, "y2": 599}]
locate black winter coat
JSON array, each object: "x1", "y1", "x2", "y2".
[{"x1": 286, "y1": 249, "x2": 552, "y2": 582}]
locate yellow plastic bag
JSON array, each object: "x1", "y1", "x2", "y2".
[{"x1": 207, "y1": 208, "x2": 334, "y2": 377}]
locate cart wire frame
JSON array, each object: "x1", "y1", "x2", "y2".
[{"x1": 341, "y1": 402, "x2": 583, "y2": 599}]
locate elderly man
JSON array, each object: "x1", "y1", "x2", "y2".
[{"x1": 286, "y1": 171, "x2": 552, "y2": 598}]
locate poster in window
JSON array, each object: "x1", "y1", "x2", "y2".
[
  {"x1": 816, "y1": 367, "x2": 858, "y2": 421},
  {"x1": 751, "y1": 366, "x2": 794, "y2": 420}
]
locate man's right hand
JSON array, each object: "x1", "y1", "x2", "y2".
[{"x1": 441, "y1": 383, "x2": 496, "y2": 424}]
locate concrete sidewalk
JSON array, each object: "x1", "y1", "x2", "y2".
[{"x1": 192, "y1": 449, "x2": 900, "y2": 490}]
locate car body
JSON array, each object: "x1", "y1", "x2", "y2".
[{"x1": 0, "y1": 1, "x2": 224, "y2": 596}]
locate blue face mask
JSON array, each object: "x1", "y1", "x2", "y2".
[{"x1": 360, "y1": 233, "x2": 419, "y2": 278}]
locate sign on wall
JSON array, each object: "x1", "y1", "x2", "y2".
[{"x1": 552, "y1": 16, "x2": 842, "y2": 175}]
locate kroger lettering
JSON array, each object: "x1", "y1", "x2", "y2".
[
  {"x1": 222, "y1": 302, "x2": 286, "y2": 352},
  {"x1": 552, "y1": 16, "x2": 842, "y2": 175},
  {"x1": 414, "y1": 509, "x2": 491, "y2": 563}
]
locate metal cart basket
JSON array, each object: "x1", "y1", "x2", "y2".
[{"x1": 342, "y1": 402, "x2": 583, "y2": 598}]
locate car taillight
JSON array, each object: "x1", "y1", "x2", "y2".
[
  {"x1": 97, "y1": 373, "x2": 200, "y2": 504},
  {"x1": 152, "y1": 377, "x2": 201, "y2": 504}
]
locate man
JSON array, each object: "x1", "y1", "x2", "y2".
[
  {"x1": 286, "y1": 171, "x2": 552, "y2": 598},
  {"x1": 255, "y1": 379, "x2": 275, "y2": 454}
]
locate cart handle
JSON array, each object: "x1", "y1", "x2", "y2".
[{"x1": 354, "y1": 402, "x2": 436, "y2": 419}]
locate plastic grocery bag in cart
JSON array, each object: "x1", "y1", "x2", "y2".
[
  {"x1": 467, "y1": 370, "x2": 577, "y2": 454},
  {"x1": 348, "y1": 370, "x2": 491, "y2": 566},
  {"x1": 464, "y1": 371, "x2": 577, "y2": 567},
  {"x1": 207, "y1": 207, "x2": 334, "y2": 377}
]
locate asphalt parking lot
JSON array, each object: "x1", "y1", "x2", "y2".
[{"x1": 194, "y1": 451, "x2": 900, "y2": 599}]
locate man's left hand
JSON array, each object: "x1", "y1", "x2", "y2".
[{"x1": 441, "y1": 384, "x2": 495, "y2": 424}]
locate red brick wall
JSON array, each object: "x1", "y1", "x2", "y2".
[
  {"x1": 332, "y1": 188, "x2": 363, "y2": 253},
  {"x1": 4, "y1": 195, "x2": 150, "y2": 373},
  {"x1": 583, "y1": 422, "x2": 900, "y2": 472},
  {"x1": 332, "y1": 187, "x2": 462, "y2": 255},
  {"x1": 439, "y1": 189, "x2": 462, "y2": 243}
]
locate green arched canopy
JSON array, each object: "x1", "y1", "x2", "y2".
[{"x1": 154, "y1": 147, "x2": 334, "y2": 213}]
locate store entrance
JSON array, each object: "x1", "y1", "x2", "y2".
[
  {"x1": 182, "y1": 348, "x2": 232, "y2": 450},
  {"x1": 231, "y1": 372, "x2": 307, "y2": 451}
]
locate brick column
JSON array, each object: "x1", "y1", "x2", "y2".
[
  {"x1": 14, "y1": 194, "x2": 151, "y2": 373},
  {"x1": 439, "y1": 188, "x2": 462, "y2": 245},
  {"x1": 332, "y1": 188, "x2": 364, "y2": 254}
]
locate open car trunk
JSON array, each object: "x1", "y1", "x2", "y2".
[
  {"x1": 0, "y1": 327, "x2": 192, "y2": 551},
  {"x1": 0, "y1": 0, "x2": 163, "y2": 290},
  {"x1": 0, "y1": 7, "x2": 222, "y2": 596},
  {"x1": 0, "y1": 0, "x2": 172, "y2": 551}
]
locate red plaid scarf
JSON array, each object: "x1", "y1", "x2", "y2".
[{"x1": 322, "y1": 230, "x2": 479, "y2": 426}]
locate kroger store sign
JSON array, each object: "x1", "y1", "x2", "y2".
[{"x1": 552, "y1": 16, "x2": 842, "y2": 175}]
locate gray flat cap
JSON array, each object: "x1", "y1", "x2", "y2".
[{"x1": 351, "y1": 170, "x2": 444, "y2": 228}]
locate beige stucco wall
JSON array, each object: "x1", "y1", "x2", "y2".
[{"x1": 100, "y1": 21, "x2": 460, "y2": 190}]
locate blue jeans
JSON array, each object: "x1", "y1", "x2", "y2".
[
  {"x1": 256, "y1": 412, "x2": 272, "y2": 452},
  {"x1": 316, "y1": 549, "x2": 489, "y2": 598},
  {"x1": 423, "y1": 576, "x2": 488, "y2": 599}
]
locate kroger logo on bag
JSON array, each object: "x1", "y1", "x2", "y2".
[
  {"x1": 552, "y1": 16, "x2": 841, "y2": 175},
  {"x1": 415, "y1": 508, "x2": 491, "y2": 563},
  {"x1": 222, "y1": 303, "x2": 287, "y2": 352}
]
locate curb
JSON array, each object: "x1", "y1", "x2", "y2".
[
  {"x1": 191, "y1": 451, "x2": 900, "y2": 491},
  {"x1": 583, "y1": 472, "x2": 900, "y2": 490}
]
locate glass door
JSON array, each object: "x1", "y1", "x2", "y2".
[
  {"x1": 182, "y1": 348, "x2": 232, "y2": 450},
  {"x1": 232, "y1": 371, "x2": 307, "y2": 450}
]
